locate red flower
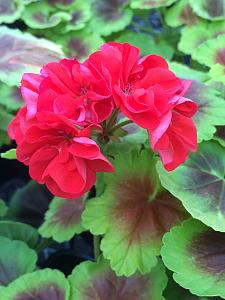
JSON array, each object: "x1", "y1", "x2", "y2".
[
  {"x1": 9, "y1": 110, "x2": 114, "y2": 198},
  {"x1": 148, "y1": 85, "x2": 198, "y2": 171},
  {"x1": 8, "y1": 106, "x2": 28, "y2": 144},
  {"x1": 85, "y1": 42, "x2": 198, "y2": 170},
  {"x1": 9, "y1": 41, "x2": 199, "y2": 192},
  {"x1": 21, "y1": 58, "x2": 114, "y2": 125},
  {"x1": 85, "y1": 42, "x2": 182, "y2": 129}
]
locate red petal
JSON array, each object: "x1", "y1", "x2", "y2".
[
  {"x1": 69, "y1": 137, "x2": 100, "y2": 158},
  {"x1": 87, "y1": 152, "x2": 114, "y2": 173},
  {"x1": 43, "y1": 155, "x2": 86, "y2": 194}
]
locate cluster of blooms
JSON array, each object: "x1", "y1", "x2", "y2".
[{"x1": 9, "y1": 42, "x2": 198, "y2": 199}]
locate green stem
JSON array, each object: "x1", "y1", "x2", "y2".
[
  {"x1": 111, "y1": 120, "x2": 133, "y2": 133},
  {"x1": 106, "y1": 108, "x2": 120, "y2": 131},
  {"x1": 93, "y1": 235, "x2": 101, "y2": 260}
]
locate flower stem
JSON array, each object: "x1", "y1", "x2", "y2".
[
  {"x1": 111, "y1": 119, "x2": 133, "y2": 133},
  {"x1": 93, "y1": 235, "x2": 101, "y2": 260},
  {"x1": 106, "y1": 108, "x2": 120, "y2": 131}
]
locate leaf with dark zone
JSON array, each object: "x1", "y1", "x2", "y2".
[
  {"x1": 9, "y1": 181, "x2": 52, "y2": 228},
  {"x1": 0, "y1": 237, "x2": 37, "y2": 286},
  {"x1": 0, "y1": 269, "x2": 70, "y2": 299},
  {"x1": 162, "y1": 219, "x2": 225, "y2": 298},
  {"x1": 39, "y1": 196, "x2": 85, "y2": 242},
  {"x1": 157, "y1": 140, "x2": 225, "y2": 232},
  {"x1": 68, "y1": 259, "x2": 167, "y2": 300},
  {"x1": 83, "y1": 149, "x2": 187, "y2": 276}
]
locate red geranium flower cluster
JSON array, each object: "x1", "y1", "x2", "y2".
[{"x1": 9, "y1": 42, "x2": 198, "y2": 198}]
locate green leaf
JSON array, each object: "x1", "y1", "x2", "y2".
[
  {"x1": 186, "y1": 81, "x2": 225, "y2": 142},
  {"x1": 39, "y1": 196, "x2": 85, "y2": 243},
  {"x1": 1, "y1": 149, "x2": 16, "y2": 160},
  {"x1": 157, "y1": 141, "x2": 225, "y2": 232},
  {"x1": 52, "y1": 29, "x2": 104, "y2": 61},
  {"x1": 193, "y1": 34, "x2": 225, "y2": 67},
  {"x1": 131, "y1": 0, "x2": 178, "y2": 9},
  {"x1": 161, "y1": 219, "x2": 225, "y2": 298},
  {"x1": 189, "y1": 0, "x2": 225, "y2": 21},
  {"x1": 60, "y1": 1, "x2": 91, "y2": 32},
  {"x1": 117, "y1": 31, "x2": 174, "y2": 60},
  {"x1": 214, "y1": 126, "x2": 225, "y2": 148},
  {"x1": 208, "y1": 81, "x2": 225, "y2": 99},
  {"x1": 0, "y1": 109, "x2": 14, "y2": 146},
  {"x1": 192, "y1": 34, "x2": 225, "y2": 84},
  {"x1": 22, "y1": 1, "x2": 70, "y2": 29},
  {"x1": 9, "y1": 181, "x2": 52, "y2": 228},
  {"x1": 87, "y1": 0, "x2": 133, "y2": 36},
  {"x1": 0, "y1": 129, "x2": 10, "y2": 147},
  {"x1": 46, "y1": 0, "x2": 75, "y2": 9},
  {"x1": 179, "y1": 21, "x2": 225, "y2": 55},
  {"x1": 82, "y1": 149, "x2": 187, "y2": 276},
  {"x1": 0, "y1": 0, "x2": 24, "y2": 24},
  {"x1": 0, "y1": 109, "x2": 14, "y2": 132},
  {"x1": 0, "y1": 268, "x2": 70, "y2": 299},
  {"x1": 0, "y1": 221, "x2": 39, "y2": 248},
  {"x1": 165, "y1": 0, "x2": 198, "y2": 27},
  {"x1": 0, "y1": 200, "x2": 8, "y2": 217},
  {"x1": 0, "y1": 26, "x2": 63, "y2": 86},
  {"x1": 0, "y1": 236, "x2": 37, "y2": 287},
  {"x1": 0, "y1": 84, "x2": 23, "y2": 111},
  {"x1": 169, "y1": 62, "x2": 209, "y2": 82},
  {"x1": 164, "y1": 270, "x2": 211, "y2": 300},
  {"x1": 68, "y1": 258, "x2": 167, "y2": 300},
  {"x1": 169, "y1": 63, "x2": 225, "y2": 142},
  {"x1": 209, "y1": 64, "x2": 225, "y2": 85},
  {"x1": 22, "y1": 0, "x2": 37, "y2": 3}
]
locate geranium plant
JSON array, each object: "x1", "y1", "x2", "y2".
[{"x1": 0, "y1": 1, "x2": 224, "y2": 299}]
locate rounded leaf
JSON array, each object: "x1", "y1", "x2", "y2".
[
  {"x1": 0, "y1": 26, "x2": 63, "y2": 86},
  {"x1": 165, "y1": 0, "x2": 198, "y2": 27},
  {"x1": 39, "y1": 196, "x2": 85, "y2": 243},
  {"x1": 55, "y1": 29, "x2": 104, "y2": 61},
  {"x1": 192, "y1": 34, "x2": 225, "y2": 84},
  {"x1": 60, "y1": 1, "x2": 91, "y2": 32},
  {"x1": 88, "y1": 0, "x2": 133, "y2": 36},
  {"x1": 162, "y1": 219, "x2": 225, "y2": 298},
  {"x1": 179, "y1": 21, "x2": 225, "y2": 55},
  {"x1": 9, "y1": 181, "x2": 52, "y2": 228},
  {"x1": 82, "y1": 149, "x2": 187, "y2": 276},
  {"x1": 0, "y1": 236, "x2": 37, "y2": 286},
  {"x1": 0, "y1": 221, "x2": 39, "y2": 248},
  {"x1": 117, "y1": 31, "x2": 174, "y2": 60},
  {"x1": 0, "y1": 268, "x2": 70, "y2": 299},
  {"x1": 185, "y1": 81, "x2": 225, "y2": 142},
  {"x1": 0, "y1": 84, "x2": 23, "y2": 111},
  {"x1": 68, "y1": 258, "x2": 167, "y2": 300},
  {"x1": 157, "y1": 141, "x2": 225, "y2": 232},
  {"x1": 22, "y1": 2, "x2": 70, "y2": 29},
  {"x1": 190, "y1": 0, "x2": 225, "y2": 21},
  {"x1": 0, "y1": 0, "x2": 24, "y2": 24},
  {"x1": 169, "y1": 62, "x2": 209, "y2": 82},
  {"x1": 131, "y1": 0, "x2": 178, "y2": 9}
]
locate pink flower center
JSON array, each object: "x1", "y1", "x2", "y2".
[
  {"x1": 79, "y1": 86, "x2": 89, "y2": 96},
  {"x1": 123, "y1": 82, "x2": 133, "y2": 95},
  {"x1": 57, "y1": 130, "x2": 74, "y2": 142}
]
